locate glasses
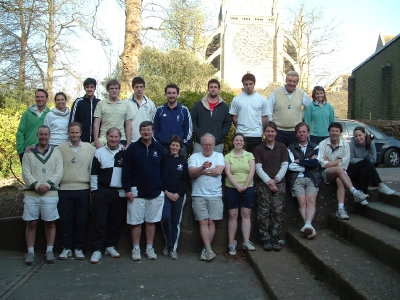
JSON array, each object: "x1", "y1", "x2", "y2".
[{"x1": 202, "y1": 144, "x2": 213, "y2": 148}]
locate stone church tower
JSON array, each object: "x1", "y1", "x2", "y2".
[{"x1": 205, "y1": 0, "x2": 285, "y2": 89}]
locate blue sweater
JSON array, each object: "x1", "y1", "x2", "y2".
[
  {"x1": 122, "y1": 138, "x2": 167, "y2": 198},
  {"x1": 166, "y1": 154, "x2": 189, "y2": 196},
  {"x1": 153, "y1": 103, "x2": 192, "y2": 148}
]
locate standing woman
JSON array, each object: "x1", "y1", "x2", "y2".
[
  {"x1": 304, "y1": 86, "x2": 335, "y2": 144},
  {"x1": 225, "y1": 133, "x2": 256, "y2": 255},
  {"x1": 348, "y1": 126, "x2": 396, "y2": 195},
  {"x1": 43, "y1": 92, "x2": 70, "y2": 146},
  {"x1": 161, "y1": 135, "x2": 189, "y2": 260}
]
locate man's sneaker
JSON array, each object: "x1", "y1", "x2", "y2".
[
  {"x1": 59, "y1": 249, "x2": 72, "y2": 260},
  {"x1": 25, "y1": 252, "x2": 35, "y2": 266},
  {"x1": 90, "y1": 250, "x2": 102, "y2": 264},
  {"x1": 336, "y1": 208, "x2": 350, "y2": 220},
  {"x1": 303, "y1": 225, "x2": 313, "y2": 238},
  {"x1": 200, "y1": 248, "x2": 207, "y2": 261},
  {"x1": 170, "y1": 251, "x2": 178, "y2": 260},
  {"x1": 242, "y1": 240, "x2": 256, "y2": 251},
  {"x1": 263, "y1": 241, "x2": 272, "y2": 251},
  {"x1": 354, "y1": 190, "x2": 368, "y2": 202},
  {"x1": 131, "y1": 248, "x2": 141, "y2": 261},
  {"x1": 307, "y1": 227, "x2": 317, "y2": 240},
  {"x1": 360, "y1": 199, "x2": 369, "y2": 206},
  {"x1": 272, "y1": 241, "x2": 281, "y2": 252},
  {"x1": 105, "y1": 246, "x2": 120, "y2": 258},
  {"x1": 163, "y1": 245, "x2": 169, "y2": 257},
  {"x1": 228, "y1": 240, "x2": 237, "y2": 255},
  {"x1": 145, "y1": 247, "x2": 157, "y2": 260},
  {"x1": 206, "y1": 250, "x2": 216, "y2": 262},
  {"x1": 378, "y1": 185, "x2": 396, "y2": 195},
  {"x1": 74, "y1": 249, "x2": 85, "y2": 260},
  {"x1": 45, "y1": 251, "x2": 55, "y2": 264}
]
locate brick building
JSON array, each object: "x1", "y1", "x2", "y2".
[{"x1": 348, "y1": 33, "x2": 400, "y2": 120}]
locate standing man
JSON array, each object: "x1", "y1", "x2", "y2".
[
  {"x1": 126, "y1": 77, "x2": 157, "y2": 142},
  {"x1": 229, "y1": 73, "x2": 270, "y2": 153},
  {"x1": 16, "y1": 89, "x2": 50, "y2": 162},
  {"x1": 69, "y1": 78, "x2": 101, "y2": 143},
  {"x1": 57, "y1": 122, "x2": 96, "y2": 260},
  {"x1": 93, "y1": 79, "x2": 133, "y2": 149},
  {"x1": 268, "y1": 71, "x2": 312, "y2": 146},
  {"x1": 122, "y1": 121, "x2": 167, "y2": 261},
  {"x1": 254, "y1": 122, "x2": 288, "y2": 252},
  {"x1": 287, "y1": 122, "x2": 321, "y2": 239},
  {"x1": 153, "y1": 84, "x2": 192, "y2": 158},
  {"x1": 90, "y1": 127, "x2": 126, "y2": 264},
  {"x1": 22, "y1": 125, "x2": 63, "y2": 265},
  {"x1": 191, "y1": 79, "x2": 232, "y2": 153},
  {"x1": 188, "y1": 133, "x2": 225, "y2": 262},
  {"x1": 318, "y1": 122, "x2": 369, "y2": 220}
]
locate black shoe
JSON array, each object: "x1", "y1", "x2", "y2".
[
  {"x1": 263, "y1": 241, "x2": 272, "y2": 251},
  {"x1": 272, "y1": 242, "x2": 281, "y2": 252}
]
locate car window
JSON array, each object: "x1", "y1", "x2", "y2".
[{"x1": 346, "y1": 122, "x2": 362, "y2": 138}]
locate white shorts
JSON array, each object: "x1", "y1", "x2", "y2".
[
  {"x1": 127, "y1": 191, "x2": 164, "y2": 225},
  {"x1": 22, "y1": 196, "x2": 59, "y2": 221}
]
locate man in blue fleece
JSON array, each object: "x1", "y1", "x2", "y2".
[{"x1": 122, "y1": 121, "x2": 167, "y2": 261}]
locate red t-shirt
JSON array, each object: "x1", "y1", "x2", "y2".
[{"x1": 208, "y1": 100, "x2": 218, "y2": 115}]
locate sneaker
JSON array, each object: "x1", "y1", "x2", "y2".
[
  {"x1": 45, "y1": 251, "x2": 55, "y2": 264},
  {"x1": 378, "y1": 185, "x2": 396, "y2": 195},
  {"x1": 263, "y1": 241, "x2": 272, "y2": 251},
  {"x1": 170, "y1": 251, "x2": 178, "y2": 260},
  {"x1": 354, "y1": 190, "x2": 369, "y2": 202},
  {"x1": 206, "y1": 250, "x2": 216, "y2": 261},
  {"x1": 360, "y1": 199, "x2": 369, "y2": 206},
  {"x1": 200, "y1": 248, "x2": 207, "y2": 261},
  {"x1": 272, "y1": 242, "x2": 281, "y2": 252},
  {"x1": 131, "y1": 248, "x2": 141, "y2": 261},
  {"x1": 242, "y1": 240, "x2": 256, "y2": 251},
  {"x1": 336, "y1": 208, "x2": 350, "y2": 220},
  {"x1": 307, "y1": 227, "x2": 317, "y2": 240},
  {"x1": 25, "y1": 252, "x2": 35, "y2": 266},
  {"x1": 105, "y1": 246, "x2": 120, "y2": 258},
  {"x1": 145, "y1": 247, "x2": 157, "y2": 260},
  {"x1": 74, "y1": 249, "x2": 85, "y2": 260},
  {"x1": 90, "y1": 250, "x2": 102, "y2": 264},
  {"x1": 228, "y1": 240, "x2": 237, "y2": 255},
  {"x1": 303, "y1": 225, "x2": 313, "y2": 237},
  {"x1": 300, "y1": 225, "x2": 307, "y2": 233},
  {"x1": 59, "y1": 248, "x2": 72, "y2": 260},
  {"x1": 163, "y1": 245, "x2": 169, "y2": 257}
]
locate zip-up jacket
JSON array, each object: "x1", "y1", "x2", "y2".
[
  {"x1": 166, "y1": 154, "x2": 189, "y2": 197},
  {"x1": 191, "y1": 95, "x2": 232, "y2": 145},
  {"x1": 122, "y1": 138, "x2": 167, "y2": 198},
  {"x1": 69, "y1": 95, "x2": 101, "y2": 143},
  {"x1": 153, "y1": 102, "x2": 192, "y2": 148},
  {"x1": 287, "y1": 141, "x2": 321, "y2": 187}
]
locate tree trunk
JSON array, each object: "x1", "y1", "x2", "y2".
[
  {"x1": 46, "y1": 0, "x2": 55, "y2": 98},
  {"x1": 120, "y1": 0, "x2": 142, "y2": 96}
]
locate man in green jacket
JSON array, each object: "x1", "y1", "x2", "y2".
[{"x1": 16, "y1": 89, "x2": 50, "y2": 162}]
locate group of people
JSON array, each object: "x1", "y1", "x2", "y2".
[{"x1": 16, "y1": 71, "x2": 396, "y2": 265}]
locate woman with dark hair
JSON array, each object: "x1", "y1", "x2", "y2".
[
  {"x1": 161, "y1": 135, "x2": 189, "y2": 260},
  {"x1": 43, "y1": 92, "x2": 70, "y2": 146},
  {"x1": 304, "y1": 86, "x2": 335, "y2": 144},
  {"x1": 348, "y1": 126, "x2": 396, "y2": 195},
  {"x1": 224, "y1": 133, "x2": 256, "y2": 255}
]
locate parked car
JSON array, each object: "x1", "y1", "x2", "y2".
[{"x1": 336, "y1": 118, "x2": 400, "y2": 167}]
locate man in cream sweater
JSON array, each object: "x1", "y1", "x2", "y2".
[
  {"x1": 57, "y1": 122, "x2": 96, "y2": 260},
  {"x1": 22, "y1": 125, "x2": 63, "y2": 265}
]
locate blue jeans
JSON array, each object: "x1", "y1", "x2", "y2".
[{"x1": 161, "y1": 194, "x2": 186, "y2": 252}]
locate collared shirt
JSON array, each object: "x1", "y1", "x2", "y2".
[
  {"x1": 318, "y1": 138, "x2": 350, "y2": 170},
  {"x1": 32, "y1": 144, "x2": 50, "y2": 156},
  {"x1": 224, "y1": 150, "x2": 255, "y2": 187},
  {"x1": 268, "y1": 85, "x2": 312, "y2": 116},
  {"x1": 69, "y1": 140, "x2": 82, "y2": 153}
]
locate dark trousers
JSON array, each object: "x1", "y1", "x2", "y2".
[
  {"x1": 245, "y1": 137, "x2": 262, "y2": 154},
  {"x1": 276, "y1": 130, "x2": 296, "y2": 147},
  {"x1": 58, "y1": 189, "x2": 90, "y2": 250},
  {"x1": 347, "y1": 159, "x2": 382, "y2": 193},
  {"x1": 161, "y1": 195, "x2": 186, "y2": 252},
  {"x1": 91, "y1": 187, "x2": 126, "y2": 251},
  {"x1": 310, "y1": 135, "x2": 328, "y2": 145}
]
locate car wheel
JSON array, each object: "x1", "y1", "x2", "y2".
[{"x1": 383, "y1": 149, "x2": 400, "y2": 167}]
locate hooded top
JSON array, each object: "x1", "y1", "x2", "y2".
[{"x1": 43, "y1": 107, "x2": 70, "y2": 146}]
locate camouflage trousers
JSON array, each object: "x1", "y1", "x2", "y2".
[{"x1": 255, "y1": 182, "x2": 286, "y2": 243}]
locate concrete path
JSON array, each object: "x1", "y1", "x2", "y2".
[{"x1": 376, "y1": 167, "x2": 400, "y2": 192}]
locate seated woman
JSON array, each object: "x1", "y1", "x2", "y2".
[
  {"x1": 224, "y1": 133, "x2": 256, "y2": 255},
  {"x1": 348, "y1": 126, "x2": 396, "y2": 195}
]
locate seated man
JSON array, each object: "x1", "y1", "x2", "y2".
[
  {"x1": 318, "y1": 122, "x2": 369, "y2": 220},
  {"x1": 287, "y1": 122, "x2": 321, "y2": 239}
]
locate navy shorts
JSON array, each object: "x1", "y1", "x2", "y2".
[{"x1": 225, "y1": 186, "x2": 255, "y2": 210}]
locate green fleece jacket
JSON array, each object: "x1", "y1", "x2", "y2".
[{"x1": 16, "y1": 104, "x2": 50, "y2": 154}]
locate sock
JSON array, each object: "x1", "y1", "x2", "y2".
[
  {"x1": 350, "y1": 187, "x2": 357, "y2": 195},
  {"x1": 146, "y1": 244, "x2": 153, "y2": 250},
  {"x1": 133, "y1": 244, "x2": 140, "y2": 250},
  {"x1": 46, "y1": 246, "x2": 53, "y2": 252},
  {"x1": 205, "y1": 245, "x2": 212, "y2": 252},
  {"x1": 338, "y1": 203, "x2": 344, "y2": 209},
  {"x1": 28, "y1": 247, "x2": 34, "y2": 254},
  {"x1": 305, "y1": 220, "x2": 312, "y2": 226}
]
